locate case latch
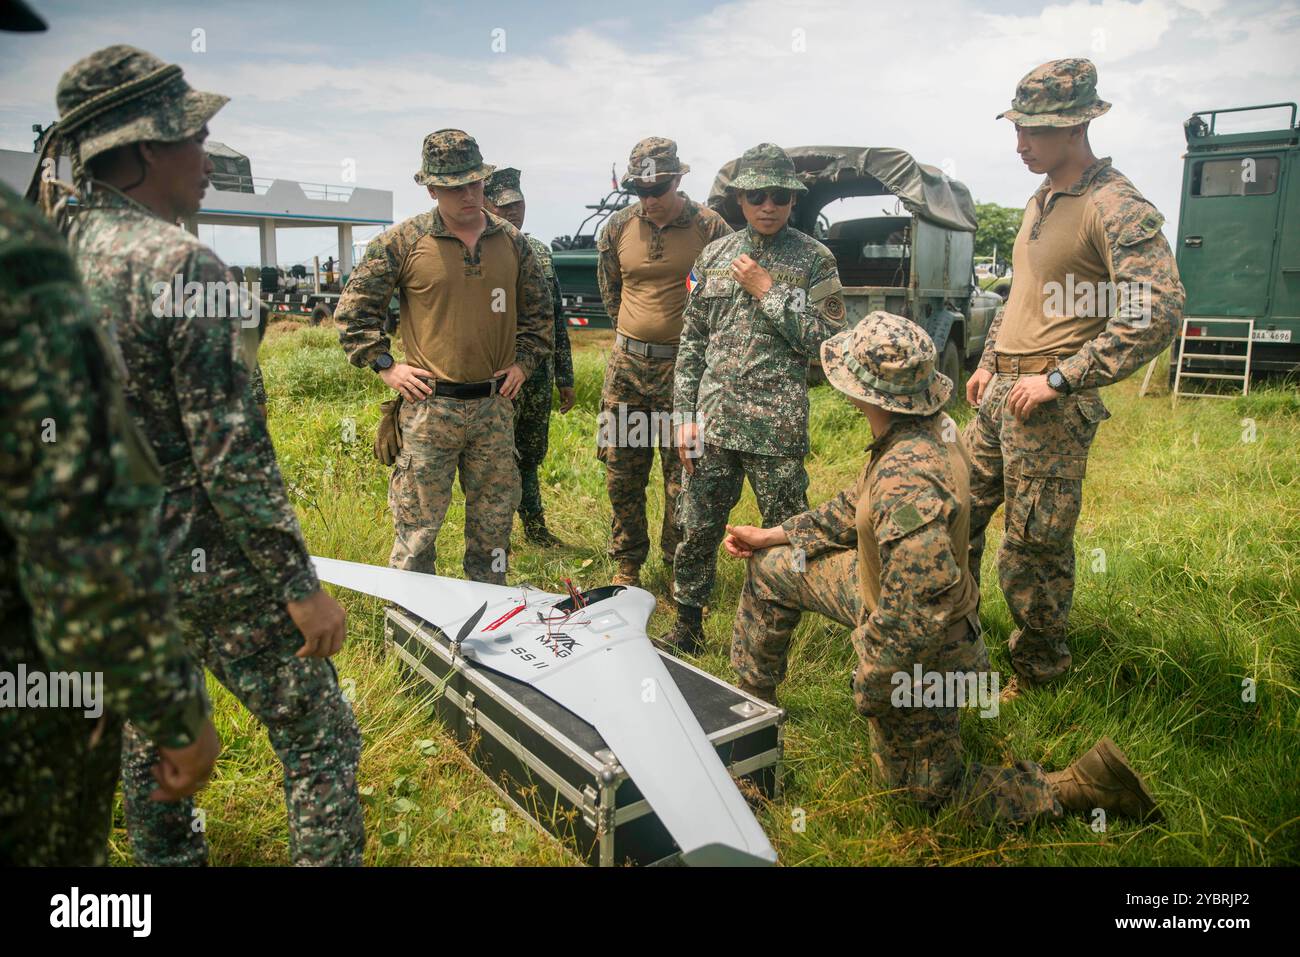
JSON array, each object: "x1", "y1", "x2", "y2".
[{"x1": 581, "y1": 784, "x2": 600, "y2": 833}]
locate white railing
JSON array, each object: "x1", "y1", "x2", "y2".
[{"x1": 210, "y1": 172, "x2": 355, "y2": 202}]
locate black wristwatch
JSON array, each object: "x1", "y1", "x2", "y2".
[
  {"x1": 1046, "y1": 369, "x2": 1071, "y2": 395},
  {"x1": 370, "y1": 352, "x2": 394, "y2": 373}
]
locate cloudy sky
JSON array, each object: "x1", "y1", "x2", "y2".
[{"x1": 2, "y1": 0, "x2": 1297, "y2": 268}]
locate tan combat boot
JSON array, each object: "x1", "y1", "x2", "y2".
[
  {"x1": 1046, "y1": 737, "x2": 1162, "y2": 822},
  {"x1": 611, "y1": 561, "x2": 641, "y2": 587}
]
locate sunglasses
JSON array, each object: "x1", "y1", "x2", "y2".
[
  {"x1": 744, "y1": 188, "x2": 794, "y2": 207},
  {"x1": 633, "y1": 179, "x2": 675, "y2": 199}
]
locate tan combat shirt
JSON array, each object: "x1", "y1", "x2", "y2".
[
  {"x1": 337, "y1": 209, "x2": 552, "y2": 383},
  {"x1": 596, "y1": 193, "x2": 731, "y2": 344},
  {"x1": 783, "y1": 413, "x2": 979, "y2": 642},
  {"x1": 979, "y1": 158, "x2": 1183, "y2": 391}
]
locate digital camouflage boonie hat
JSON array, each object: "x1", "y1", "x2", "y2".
[
  {"x1": 996, "y1": 58, "x2": 1111, "y2": 127},
  {"x1": 414, "y1": 129, "x2": 494, "y2": 187},
  {"x1": 55, "y1": 45, "x2": 228, "y2": 167},
  {"x1": 728, "y1": 143, "x2": 806, "y2": 193},
  {"x1": 485, "y1": 166, "x2": 524, "y2": 205},
  {"x1": 821, "y1": 311, "x2": 951, "y2": 416},
  {"x1": 622, "y1": 136, "x2": 690, "y2": 186}
]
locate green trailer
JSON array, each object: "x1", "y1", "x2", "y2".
[{"x1": 1171, "y1": 102, "x2": 1300, "y2": 389}]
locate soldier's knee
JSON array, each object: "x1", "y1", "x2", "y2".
[
  {"x1": 263, "y1": 658, "x2": 359, "y2": 753},
  {"x1": 867, "y1": 717, "x2": 965, "y2": 811}
]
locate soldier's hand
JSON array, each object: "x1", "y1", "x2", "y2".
[
  {"x1": 287, "y1": 588, "x2": 348, "y2": 658},
  {"x1": 1007, "y1": 373, "x2": 1059, "y2": 422},
  {"x1": 150, "y1": 718, "x2": 221, "y2": 802},
  {"x1": 558, "y1": 386, "x2": 577, "y2": 413},
  {"x1": 730, "y1": 254, "x2": 773, "y2": 299},
  {"x1": 381, "y1": 363, "x2": 435, "y2": 403},
  {"x1": 676, "y1": 422, "x2": 702, "y2": 474},
  {"x1": 967, "y1": 368, "x2": 993, "y2": 406},
  {"x1": 494, "y1": 363, "x2": 526, "y2": 400},
  {"x1": 724, "y1": 523, "x2": 788, "y2": 558}
]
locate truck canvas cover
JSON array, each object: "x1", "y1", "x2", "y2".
[{"x1": 706, "y1": 145, "x2": 979, "y2": 233}]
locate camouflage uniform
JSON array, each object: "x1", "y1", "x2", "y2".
[
  {"x1": 337, "y1": 132, "x2": 552, "y2": 583},
  {"x1": 59, "y1": 47, "x2": 363, "y2": 866},
  {"x1": 0, "y1": 180, "x2": 210, "y2": 867},
  {"x1": 673, "y1": 144, "x2": 846, "y2": 610},
  {"x1": 485, "y1": 166, "x2": 574, "y2": 531},
  {"x1": 732, "y1": 315, "x2": 1061, "y2": 822},
  {"x1": 969, "y1": 60, "x2": 1182, "y2": 684},
  {"x1": 514, "y1": 234, "x2": 573, "y2": 523},
  {"x1": 597, "y1": 138, "x2": 732, "y2": 572}
]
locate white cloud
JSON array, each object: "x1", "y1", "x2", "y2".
[{"x1": 2, "y1": 0, "x2": 1296, "y2": 267}]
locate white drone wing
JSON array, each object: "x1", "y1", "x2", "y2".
[{"x1": 313, "y1": 557, "x2": 776, "y2": 867}]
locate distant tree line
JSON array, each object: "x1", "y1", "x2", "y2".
[{"x1": 973, "y1": 201, "x2": 1023, "y2": 269}]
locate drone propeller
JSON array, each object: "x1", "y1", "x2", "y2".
[{"x1": 451, "y1": 601, "x2": 489, "y2": 659}]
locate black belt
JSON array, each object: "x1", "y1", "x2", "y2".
[
  {"x1": 433, "y1": 375, "x2": 508, "y2": 399},
  {"x1": 616, "y1": 333, "x2": 678, "y2": 359}
]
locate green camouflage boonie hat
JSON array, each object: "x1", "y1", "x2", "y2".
[
  {"x1": 622, "y1": 136, "x2": 689, "y2": 186},
  {"x1": 728, "y1": 143, "x2": 806, "y2": 193},
  {"x1": 997, "y1": 57, "x2": 1111, "y2": 127},
  {"x1": 485, "y1": 167, "x2": 524, "y2": 205},
  {"x1": 820, "y1": 311, "x2": 951, "y2": 416},
  {"x1": 414, "y1": 129, "x2": 494, "y2": 187},
  {"x1": 55, "y1": 45, "x2": 228, "y2": 167}
]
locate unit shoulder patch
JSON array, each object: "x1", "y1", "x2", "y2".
[{"x1": 809, "y1": 274, "x2": 843, "y2": 303}]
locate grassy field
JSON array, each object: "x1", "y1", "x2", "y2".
[{"x1": 111, "y1": 322, "x2": 1300, "y2": 866}]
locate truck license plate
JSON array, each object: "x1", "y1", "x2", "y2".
[{"x1": 1252, "y1": 329, "x2": 1292, "y2": 343}]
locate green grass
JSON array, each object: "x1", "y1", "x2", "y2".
[{"x1": 111, "y1": 326, "x2": 1300, "y2": 866}]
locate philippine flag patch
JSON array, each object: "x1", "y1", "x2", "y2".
[{"x1": 686, "y1": 268, "x2": 700, "y2": 294}]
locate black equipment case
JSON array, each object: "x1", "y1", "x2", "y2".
[{"x1": 384, "y1": 605, "x2": 784, "y2": 866}]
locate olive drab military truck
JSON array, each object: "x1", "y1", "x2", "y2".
[
  {"x1": 1170, "y1": 102, "x2": 1300, "y2": 393},
  {"x1": 706, "y1": 146, "x2": 1002, "y2": 401}
]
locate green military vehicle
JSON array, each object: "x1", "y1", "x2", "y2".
[
  {"x1": 1170, "y1": 102, "x2": 1300, "y2": 390},
  {"x1": 549, "y1": 187, "x2": 632, "y2": 329},
  {"x1": 550, "y1": 147, "x2": 1001, "y2": 399}
]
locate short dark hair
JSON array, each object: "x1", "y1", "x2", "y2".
[{"x1": 85, "y1": 141, "x2": 146, "y2": 184}]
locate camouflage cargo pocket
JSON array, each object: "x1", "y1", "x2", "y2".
[
  {"x1": 388, "y1": 451, "x2": 424, "y2": 526},
  {"x1": 1009, "y1": 455, "x2": 1087, "y2": 549},
  {"x1": 599, "y1": 346, "x2": 625, "y2": 409},
  {"x1": 1074, "y1": 390, "x2": 1111, "y2": 426}
]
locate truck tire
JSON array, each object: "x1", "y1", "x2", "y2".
[{"x1": 940, "y1": 337, "x2": 966, "y2": 409}]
